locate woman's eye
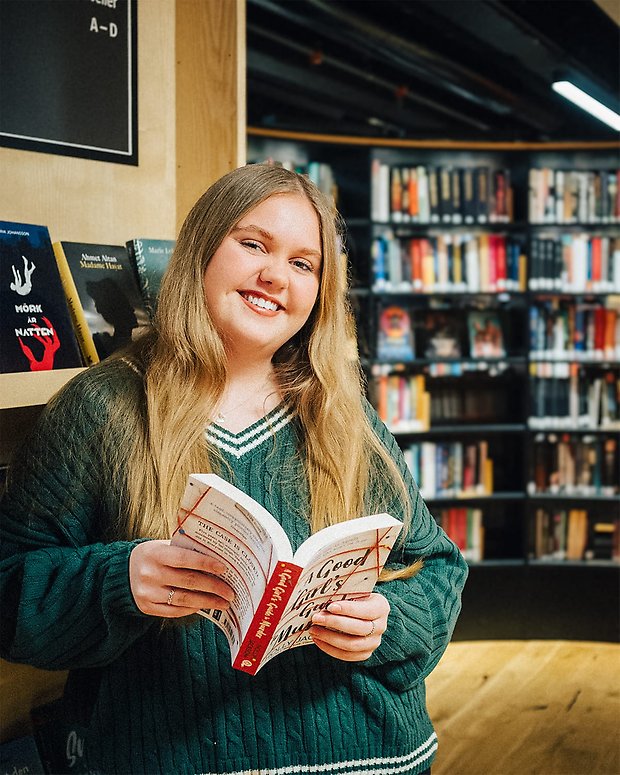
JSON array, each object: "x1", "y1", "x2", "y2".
[
  {"x1": 242, "y1": 240, "x2": 263, "y2": 251},
  {"x1": 291, "y1": 259, "x2": 314, "y2": 272}
]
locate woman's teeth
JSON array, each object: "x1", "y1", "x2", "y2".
[{"x1": 243, "y1": 293, "x2": 279, "y2": 311}]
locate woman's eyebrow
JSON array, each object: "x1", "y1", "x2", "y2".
[
  {"x1": 230, "y1": 224, "x2": 273, "y2": 241},
  {"x1": 231, "y1": 224, "x2": 322, "y2": 260}
]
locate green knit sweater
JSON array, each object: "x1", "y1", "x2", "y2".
[{"x1": 0, "y1": 360, "x2": 468, "y2": 775}]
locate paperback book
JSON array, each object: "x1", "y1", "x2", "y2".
[
  {"x1": 0, "y1": 221, "x2": 82, "y2": 373},
  {"x1": 171, "y1": 473, "x2": 402, "y2": 676},
  {"x1": 125, "y1": 238, "x2": 175, "y2": 319},
  {"x1": 377, "y1": 304, "x2": 415, "y2": 362},
  {"x1": 53, "y1": 241, "x2": 150, "y2": 364},
  {"x1": 468, "y1": 310, "x2": 505, "y2": 358}
]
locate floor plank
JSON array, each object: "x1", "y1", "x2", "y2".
[{"x1": 426, "y1": 640, "x2": 620, "y2": 775}]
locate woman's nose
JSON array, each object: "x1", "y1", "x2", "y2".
[{"x1": 258, "y1": 256, "x2": 288, "y2": 288}]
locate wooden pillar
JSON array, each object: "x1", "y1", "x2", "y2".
[{"x1": 176, "y1": 0, "x2": 246, "y2": 231}]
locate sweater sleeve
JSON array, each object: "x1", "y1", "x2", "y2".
[
  {"x1": 359, "y1": 405, "x2": 469, "y2": 692},
  {"x1": 0, "y1": 363, "x2": 153, "y2": 670}
]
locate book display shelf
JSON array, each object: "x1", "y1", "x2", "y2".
[{"x1": 248, "y1": 130, "x2": 620, "y2": 641}]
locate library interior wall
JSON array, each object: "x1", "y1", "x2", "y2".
[{"x1": 0, "y1": 0, "x2": 246, "y2": 744}]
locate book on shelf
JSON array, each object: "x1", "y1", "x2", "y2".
[
  {"x1": 0, "y1": 220, "x2": 82, "y2": 374},
  {"x1": 529, "y1": 168, "x2": 620, "y2": 225},
  {"x1": 371, "y1": 162, "x2": 514, "y2": 225},
  {"x1": 422, "y1": 311, "x2": 463, "y2": 360},
  {"x1": 437, "y1": 506, "x2": 484, "y2": 563},
  {"x1": 528, "y1": 432, "x2": 619, "y2": 497},
  {"x1": 529, "y1": 234, "x2": 620, "y2": 293},
  {"x1": 171, "y1": 473, "x2": 402, "y2": 676},
  {"x1": 373, "y1": 367, "x2": 430, "y2": 432},
  {"x1": 370, "y1": 230, "x2": 526, "y2": 294},
  {"x1": 376, "y1": 304, "x2": 415, "y2": 362},
  {"x1": 125, "y1": 238, "x2": 175, "y2": 319},
  {"x1": 532, "y1": 507, "x2": 619, "y2": 563},
  {"x1": 528, "y1": 365, "x2": 620, "y2": 430},
  {"x1": 53, "y1": 241, "x2": 150, "y2": 365},
  {"x1": 403, "y1": 439, "x2": 493, "y2": 499},
  {"x1": 467, "y1": 311, "x2": 505, "y2": 358}
]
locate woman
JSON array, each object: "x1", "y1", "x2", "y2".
[{"x1": 1, "y1": 164, "x2": 467, "y2": 774}]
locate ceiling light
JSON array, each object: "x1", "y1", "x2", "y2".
[{"x1": 552, "y1": 80, "x2": 620, "y2": 131}]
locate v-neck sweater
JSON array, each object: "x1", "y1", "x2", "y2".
[{"x1": 0, "y1": 359, "x2": 468, "y2": 775}]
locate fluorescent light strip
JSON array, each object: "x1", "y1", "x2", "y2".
[{"x1": 552, "y1": 80, "x2": 620, "y2": 131}]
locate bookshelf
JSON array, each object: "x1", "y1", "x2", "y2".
[{"x1": 248, "y1": 129, "x2": 620, "y2": 641}]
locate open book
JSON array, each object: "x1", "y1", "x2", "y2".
[{"x1": 171, "y1": 473, "x2": 403, "y2": 676}]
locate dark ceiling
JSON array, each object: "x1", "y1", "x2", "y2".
[{"x1": 246, "y1": 0, "x2": 620, "y2": 142}]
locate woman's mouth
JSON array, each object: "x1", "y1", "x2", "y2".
[{"x1": 239, "y1": 292, "x2": 282, "y2": 312}]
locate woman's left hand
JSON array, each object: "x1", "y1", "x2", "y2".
[{"x1": 309, "y1": 592, "x2": 389, "y2": 662}]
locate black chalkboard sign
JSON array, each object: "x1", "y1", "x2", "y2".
[{"x1": 0, "y1": 0, "x2": 138, "y2": 165}]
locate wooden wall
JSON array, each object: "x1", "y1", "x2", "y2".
[{"x1": 0, "y1": 0, "x2": 245, "y2": 743}]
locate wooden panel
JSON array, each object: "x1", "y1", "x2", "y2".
[
  {"x1": 176, "y1": 0, "x2": 246, "y2": 230},
  {"x1": 0, "y1": 661, "x2": 67, "y2": 744}
]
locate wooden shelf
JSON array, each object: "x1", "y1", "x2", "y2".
[{"x1": 0, "y1": 368, "x2": 85, "y2": 410}]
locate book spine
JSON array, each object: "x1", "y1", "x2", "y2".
[
  {"x1": 52, "y1": 242, "x2": 99, "y2": 366},
  {"x1": 233, "y1": 561, "x2": 302, "y2": 675},
  {"x1": 126, "y1": 239, "x2": 154, "y2": 317}
]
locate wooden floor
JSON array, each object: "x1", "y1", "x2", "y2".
[{"x1": 426, "y1": 640, "x2": 620, "y2": 775}]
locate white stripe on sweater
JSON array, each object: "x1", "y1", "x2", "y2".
[{"x1": 199, "y1": 731, "x2": 437, "y2": 775}]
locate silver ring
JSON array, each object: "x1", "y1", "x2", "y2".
[
  {"x1": 366, "y1": 620, "x2": 375, "y2": 638},
  {"x1": 167, "y1": 588, "x2": 176, "y2": 606}
]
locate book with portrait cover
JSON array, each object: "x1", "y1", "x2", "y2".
[
  {"x1": 53, "y1": 241, "x2": 150, "y2": 365},
  {"x1": 0, "y1": 221, "x2": 82, "y2": 373},
  {"x1": 377, "y1": 304, "x2": 415, "y2": 362},
  {"x1": 125, "y1": 237, "x2": 175, "y2": 319},
  {"x1": 171, "y1": 473, "x2": 402, "y2": 676},
  {"x1": 467, "y1": 310, "x2": 505, "y2": 358}
]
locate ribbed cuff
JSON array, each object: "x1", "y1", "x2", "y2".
[{"x1": 101, "y1": 540, "x2": 151, "y2": 618}]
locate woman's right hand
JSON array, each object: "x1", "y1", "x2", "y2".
[{"x1": 129, "y1": 540, "x2": 235, "y2": 618}]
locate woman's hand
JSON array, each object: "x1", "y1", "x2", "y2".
[
  {"x1": 129, "y1": 540, "x2": 235, "y2": 618},
  {"x1": 309, "y1": 592, "x2": 390, "y2": 661}
]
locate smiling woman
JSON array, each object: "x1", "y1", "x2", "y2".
[
  {"x1": 0, "y1": 163, "x2": 467, "y2": 775},
  {"x1": 203, "y1": 192, "x2": 322, "y2": 369}
]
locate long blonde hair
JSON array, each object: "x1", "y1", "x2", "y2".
[{"x1": 111, "y1": 165, "x2": 418, "y2": 576}]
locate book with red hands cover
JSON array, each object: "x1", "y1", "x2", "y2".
[{"x1": 171, "y1": 473, "x2": 402, "y2": 676}]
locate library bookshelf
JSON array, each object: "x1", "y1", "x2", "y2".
[{"x1": 248, "y1": 128, "x2": 620, "y2": 641}]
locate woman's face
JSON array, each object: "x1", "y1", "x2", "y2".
[{"x1": 203, "y1": 193, "x2": 322, "y2": 360}]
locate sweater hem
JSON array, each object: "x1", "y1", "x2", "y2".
[{"x1": 196, "y1": 734, "x2": 437, "y2": 775}]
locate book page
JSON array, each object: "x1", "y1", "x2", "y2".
[
  {"x1": 171, "y1": 474, "x2": 293, "y2": 657},
  {"x1": 258, "y1": 518, "x2": 402, "y2": 670}
]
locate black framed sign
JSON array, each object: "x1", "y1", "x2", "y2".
[{"x1": 0, "y1": 0, "x2": 138, "y2": 165}]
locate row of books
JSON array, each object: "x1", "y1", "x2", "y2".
[
  {"x1": 1, "y1": 220, "x2": 175, "y2": 374},
  {"x1": 371, "y1": 161, "x2": 513, "y2": 225},
  {"x1": 529, "y1": 434, "x2": 618, "y2": 496},
  {"x1": 402, "y1": 440, "x2": 494, "y2": 500},
  {"x1": 528, "y1": 365, "x2": 619, "y2": 430},
  {"x1": 377, "y1": 306, "x2": 507, "y2": 363},
  {"x1": 528, "y1": 168, "x2": 620, "y2": 225},
  {"x1": 436, "y1": 506, "x2": 484, "y2": 563},
  {"x1": 371, "y1": 231, "x2": 527, "y2": 294},
  {"x1": 529, "y1": 234, "x2": 620, "y2": 293},
  {"x1": 529, "y1": 301, "x2": 620, "y2": 361},
  {"x1": 373, "y1": 370, "x2": 430, "y2": 432},
  {"x1": 530, "y1": 507, "x2": 619, "y2": 562}
]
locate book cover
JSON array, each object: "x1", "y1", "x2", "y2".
[
  {"x1": 377, "y1": 305, "x2": 415, "y2": 362},
  {"x1": 423, "y1": 311, "x2": 463, "y2": 360},
  {"x1": 125, "y1": 238, "x2": 175, "y2": 319},
  {"x1": 0, "y1": 221, "x2": 82, "y2": 373},
  {"x1": 468, "y1": 311, "x2": 505, "y2": 358},
  {"x1": 53, "y1": 241, "x2": 150, "y2": 364},
  {"x1": 171, "y1": 473, "x2": 402, "y2": 676}
]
